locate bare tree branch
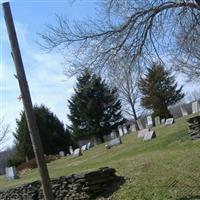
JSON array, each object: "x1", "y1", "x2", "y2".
[{"x1": 39, "y1": 0, "x2": 200, "y2": 79}]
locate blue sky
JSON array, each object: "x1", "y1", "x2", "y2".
[
  {"x1": 0, "y1": 0, "x2": 98, "y2": 148},
  {"x1": 0, "y1": 0, "x2": 199, "y2": 149}
]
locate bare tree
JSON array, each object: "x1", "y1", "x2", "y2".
[
  {"x1": 0, "y1": 118, "x2": 10, "y2": 151},
  {"x1": 40, "y1": 0, "x2": 200, "y2": 79},
  {"x1": 107, "y1": 56, "x2": 142, "y2": 129}
]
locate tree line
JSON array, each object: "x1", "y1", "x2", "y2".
[{"x1": 7, "y1": 62, "x2": 184, "y2": 167}]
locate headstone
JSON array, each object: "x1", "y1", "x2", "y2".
[
  {"x1": 130, "y1": 124, "x2": 136, "y2": 132},
  {"x1": 5, "y1": 166, "x2": 18, "y2": 180},
  {"x1": 110, "y1": 131, "x2": 117, "y2": 139},
  {"x1": 161, "y1": 119, "x2": 165, "y2": 124},
  {"x1": 87, "y1": 142, "x2": 91, "y2": 150},
  {"x1": 147, "y1": 116, "x2": 153, "y2": 128},
  {"x1": 143, "y1": 130, "x2": 156, "y2": 141},
  {"x1": 59, "y1": 151, "x2": 65, "y2": 157},
  {"x1": 137, "y1": 119, "x2": 144, "y2": 130},
  {"x1": 105, "y1": 137, "x2": 122, "y2": 149},
  {"x1": 192, "y1": 101, "x2": 200, "y2": 113},
  {"x1": 73, "y1": 148, "x2": 82, "y2": 157},
  {"x1": 69, "y1": 146, "x2": 74, "y2": 155},
  {"x1": 122, "y1": 124, "x2": 128, "y2": 134},
  {"x1": 137, "y1": 128, "x2": 149, "y2": 139},
  {"x1": 154, "y1": 116, "x2": 160, "y2": 126},
  {"x1": 118, "y1": 125, "x2": 124, "y2": 137},
  {"x1": 180, "y1": 105, "x2": 188, "y2": 116},
  {"x1": 165, "y1": 118, "x2": 174, "y2": 125},
  {"x1": 81, "y1": 145, "x2": 87, "y2": 152}
]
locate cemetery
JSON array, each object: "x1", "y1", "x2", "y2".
[
  {"x1": 0, "y1": 114, "x2": 200, "y2": 199},
  {"x1": 1, "y1": 1, "x2": 200, "y2": 200}
]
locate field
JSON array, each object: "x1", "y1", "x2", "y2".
[{"x1": 0, "y1": 115, "x2": 200, "y2": 200}]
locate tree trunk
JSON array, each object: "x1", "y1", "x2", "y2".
[{"x1": 130, "y1": 101, "x2": 139, "y2": 130}]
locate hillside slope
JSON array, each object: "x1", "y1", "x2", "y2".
[{"x1": 0, "y1": 115, "x2": 200, "y2": 199}]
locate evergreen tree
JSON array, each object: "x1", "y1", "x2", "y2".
[
  {"x1": 13, "y1": 105, "x2": 71, "y2": 161},
  {"x1": 139, "y1": 63, "x2": 184, "y2": 118},
  {"x1": 68, "y1": 70, "x2": 124, "y2": 142}
]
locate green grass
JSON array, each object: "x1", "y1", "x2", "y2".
[{"x1": 0, "y1": 115, "x2": 200, "y2": 200}]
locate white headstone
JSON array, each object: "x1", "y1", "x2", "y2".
[
  {"x1": 147, "y1": 116, "x2": 153, "y2": 128},
  {"x1": 5, "y1": 166, "x2": 17, "y2": 180},
  {"x1": 122, "y1": 124, "x2": 128, "y2": 134},
  {"x1": 87, "y1": 142, "x2": 91, "y2": 150},
  {"x1": 165, "y1": 118, "x2": 174, "y2": 125},
  {"x1": 180, "y1": 105, "x2": 188, "y2": 116},
  {"x1": 130, "y1": 124, "x2": 136, "y2": 132},
  {"x1": 81, "y1": 145, "x2": 87, "y2": 152},
  {"x1": 69, "y1": 146, "x2": 74, "y2": 155},
  {"x1": 137, "y1": 119, "x2": 144, "y2": 130},
  {"x1": 59, "y1": 151, "x2": 65, "y2": 157},
  {"x1": 192, "y1": 101, "x2": 200, "y2": 113},
  {"x1": 143, "y1": 131, "x2": 156, "y2": 141},
  {"x1": 154, "y1": 116, "x2": 160, "y2": 126},
  {"x1": 118, "y1": 125, "x2": 124, "y2": 137},
  {"x1": 161, "y1": 119, "x2": 165, "y2": 124},
  {"x1": 110, "y1": 131, "x2": 117, "y2": 139},
  {"x1": 105, "y1": 137, "x2": 122, "y2": 149},
  {"x1": 73, "y1": 148, "x2": 82, "y2": 157},
  {"x1": 137, "y1": 128, "x2": 149, "y2": 139}
]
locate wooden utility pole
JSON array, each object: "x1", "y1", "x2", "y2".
[{"x1": 2, "y1": 2, "x2": 54, "y2": 200}]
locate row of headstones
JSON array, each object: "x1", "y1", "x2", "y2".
[
  {"x1": 147, "y1": 116, "x2": 174, "y2": 128},
  {"x1": 60, "y1": 142, "x2": 92, "y2": 158},
  {"x1": 5, "y1": 143, "x2": 92, "y2": 180},
  {"x1": 180, "y1": 101, "x2": 200, "y2": 116}
]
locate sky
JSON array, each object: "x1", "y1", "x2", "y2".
[
  {"x1": 0, "y1": 0, "x2": 98, "y2": 149},
  {"x1": 0, "y1": 0, "x2": 199, "y2": 149}
]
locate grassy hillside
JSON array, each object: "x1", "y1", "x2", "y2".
[{"x1": 0, "y1": 115, "x2": 200, "y2": 200}]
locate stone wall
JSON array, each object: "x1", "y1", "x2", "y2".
[
  {"x1": 187, "y1": 116, "x2": 200, "y2": 140},
  {"x1": 0, "y1": 167, "x2": 117, "y2": 200}
]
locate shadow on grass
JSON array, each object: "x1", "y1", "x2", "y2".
[
  {"x1": 96, "y1": 176, "x2": 125, "y2": 199},
  {"x1": 177, "y1": 195, "x2": 200, "y2": 200}
]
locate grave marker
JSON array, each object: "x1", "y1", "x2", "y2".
[
  {"x1": 137, "y1": 119, "x2": 144, "y2": 130},
  {"x1": 5, "y1": 166, "x2": 18, "y2": 180},
  {"x1": 192, "y1": 101, "x2": 200, "y2": 113},
  {"x1": 165, "y1": 118, "x2": 174, "y2": 125},
  {"x1": 154, "y1": 116, "x2": 160, "y2": 126},
  {"x1": 105, "y1": 137, "x2": 122, "y2": 149},
  {"x1": 73, "y1": 148, "x2": 82, "y2": 157},
  {"x1": 147, "y1": 116, "x2": 153, "y2": 128},
  {"x1": 69, "y1": 146, "x2": 74, "y2": 155},
  {"x1": 161, "y1": 119, "x2": 166, "y2": 124},
  {"x1": 180, "y1": 105, "x2": 188, "y2": 116},
  {"x1": 59, "y1": 151, "x2": 65, "y2": 157},
  {"x1": 137, "y1": 128, "x2": 149, "y2": 139},
  {"x1": 122, "y1": 124, "x2": 128, "y2": 134},
  {"x1": 118, "y1": 125, "x2": 124, "y2": 137},
  {"x1": 143, "y1": 131, "x2": 156, "y2": 141},
  {"x1": 81, "y1": 145, "x2": 87, "y2": 152},
  {"x1": 130, "y1": 124, "x2": 136, "y2": 132}
]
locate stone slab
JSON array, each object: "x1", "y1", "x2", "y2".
[
  {"x1": 59, "y1": 151, "x2": 65, "y2": 157},
  {"x1": 143, "y1": 131, "x2": 156, "y2": 141},
  {"x1": 154, "y1": 116, "x2": 160, "y2": 126},
  {"x1": 137, "y1": 128, "x2": 149, "y2": 139},
  {"x1": 165, "y1": 118, "x2": 174, "y2": 126},
  {"x1": 105, "y1": 137, "x2": 122, "y2": 149},
  {"x1": 5, "y1": 166, "x2": 18, "y2": 180},
  {"x1": 147, "y1": 116, "x2": 153, "y2": 128}
]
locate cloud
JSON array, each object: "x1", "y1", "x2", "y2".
[{"x1": 1, "y1": 20, "x2": 75, "y2": 148}]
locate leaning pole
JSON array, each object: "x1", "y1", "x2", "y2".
[{"x1": 2, "y1": 2, "x2": 54, "y2": 200}]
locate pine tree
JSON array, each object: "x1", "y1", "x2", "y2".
[
  {"x1": 68, "y1": 70, "x2": 124, "y2": 142},
  {"x1": 139, "y1": 63, "x2": 184, "y2": 118},
  {"x1": 13, "y1": 105, "x2": 71, "y2": 161}
]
